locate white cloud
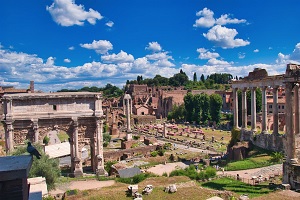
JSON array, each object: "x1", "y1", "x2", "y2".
[
  {"x1": 276, "y1": 43, "x2": 300, "y2": 64},
  {"x1": 146, "y1": 52, "x2": 172, "y2": 61},
  {"x1": 46, "y1": 0, "x2": 103, "y2": 26},
  {"x1": 253, "y1": 49, "x2": 259, "y2": 53},
  {"x1": 193, "y1": 8, "x2": 215, "y2": 28},
  {"x1": 69, "y1": 46, "x2": 75, "y2": 50},
  {"x1": 80, "y1": 40, "x2": 113, "y2": 54},
  {"x1": 194, "y1": 8, "x2": 247, "y2": 28},
  {"x1": 203, "y1": 25, "x2": 250, "y2": 49},
  {"x1": 207, "y1": 58, "x2": 231, "y2": 66},
  {"x1": 64, "y1": 58, "x2": 71, "y2": 63},
  {"x1": 238, "y1": 52, "x2": 246, "y2": 59},
  {"x1": 101, "y1": 50, "x2": 134, "y2": 63},
  {"x1": 105, "y1": 21, "x2": 114, "y2": 27},
  {"x1": 145, "y1": 42, "x2": 162, "y2": 52},
  {"x1": 216, "y1": 14, "x2": 247, "y2": 26},
  {"x1": 197, "y1": 48, "x2": 219, "y2": 59}
]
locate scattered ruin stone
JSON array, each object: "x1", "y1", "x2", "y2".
[{"x1": 164, "y1": 184, "x2": 177, "y2": 193}]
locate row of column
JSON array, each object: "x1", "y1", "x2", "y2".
[{"x1": 232, "y1": 86, "x2": 280, "y2": 134}]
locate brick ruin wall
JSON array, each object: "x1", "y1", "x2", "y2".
[
  {"x1": 103, "y1": 145, "x2": 157, "y2": 161},
  {"x1": 241, "y1": 130, "x2": 284, "y2": 152}
]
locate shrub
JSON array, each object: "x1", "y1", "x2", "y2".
[
  {"x1": 11, "y1": 144, "x2": 60, "y2": 190},
  {"x1": 133, "y1": 135, "x2": 140, "y2": 140},
  {"x1": 103, "y1": 133, "x2": 111, "y2": 143},
  {"x1": 103, "y1": 141, "x2": 109, "y2": 147},
  {"x1": 205, "y1": 166, "x2": 216, "y2": 178},
  {"x1": 150, "y1": 151, "x2": 158, "y2": 157},
  {"x1": 43, "y1": 136, "x2": 50, "y2": 145},
  {"x1": 131, "y1": 143, "x2": 139, "y2": 148},
  {"x1": 104, "y1": 161, "x2": 117, "y2": 175},
  {"x1": 158, "y1": 148, "x2": 165, "y2": 156},
  {"x1": 162, "y1": 172, "x2": 168, "y2": 177}
]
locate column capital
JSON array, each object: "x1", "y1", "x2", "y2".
[{"x1": 72, "y1": 117, "x2": 78, "y2": 127}]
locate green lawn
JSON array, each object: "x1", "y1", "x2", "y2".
[
  {"x1": 201, "y1": 177, "x2": 273, "y2": 198},
  {"x1": 57, "y1": 131, "x2": 69, "y2": 142}
]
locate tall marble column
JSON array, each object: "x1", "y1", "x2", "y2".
[
  {"x1": 272, "y1": 87, "x2": 279, "y2": 135},
  {"x1": 241, "y1": 88, "x2": 247, "y2": 129},
  {"x1": 285, "y1": 82, "x2": 297, "y2": 163},
  {"x1": 251, "y1": 87, "x2": 257, "y2": 131},
  {"x1": 294, "y1": 84, "x2": 300, "y2": 137},
  {"x1": 72, "y1": 117, "x2": 83, "y2": 177},
  {"x1": 233, "y1": 88, "x2": 239, "y2": 129},
  {"x1": 261, "y1": 86, "x2": 268, "y2": 133}
]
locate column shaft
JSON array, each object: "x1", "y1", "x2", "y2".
[
  {"x1": 73, "y1": 119, "x2": 79, "y2": 158},
  {"x1": 251, "y1": 88, "x2": 257, "y2": 131},
  {"x1": 242, "y1": 88, "x2": 247, "y2": 129},
  {"x1": 273, "y1": 87, "x2": 279, "y2": 134},
  {"x1": 233, "y1": 88, "x2": 239, "y2": 129},
  {"x1": 285, "y1": 83, "x2": 295, "y2": 161},
  {"x1": 294, "y1": 85, "x2": 300, "y2": 136},
  {"x1": 261, "y1": 87, "x2": 268, "y2": 132}
]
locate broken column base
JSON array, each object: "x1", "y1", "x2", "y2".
[
  {"x1": 283, "y1": 161, "x2": 300, "y2": 190},
  {"x1": 96, "y1": 166, "x2": 108, "y2": 176}
]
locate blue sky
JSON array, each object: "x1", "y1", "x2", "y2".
[{"x1": 1, "y1": 0, "x2": 300, "y2": 91}]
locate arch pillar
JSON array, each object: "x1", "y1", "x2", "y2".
[{"x1": 72, "y1": 117, "x2": 83, "y2": 177}]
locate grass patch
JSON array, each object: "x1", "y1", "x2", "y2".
[
  {"x1": 225, "y1": 146, "x2": 281, "y2": 171},
  {"x1": 57, "y1": 131, "x2": 69, "y2": 142},
  {"x1": 201, "y1": 177, "x2": 273, "y2": 198}
]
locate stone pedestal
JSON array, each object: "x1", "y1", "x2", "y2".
[
  {"x1": 73, "y1": 157, "x2": 83, "y2": 177},
  {"x1": 96, "y1": 155, "x2": 107, "y2": 176}
]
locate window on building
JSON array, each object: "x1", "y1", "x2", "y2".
[
  {"x1": 278, "y1": 105, "x2": 281, "y2": 109},
  {"x1": 269, "y1": 105, "x2": 272, "y2": 108},
  {"x1": 282, "y1": 105, "x2": 284, "y2": 109},
  {"x1": 53, "y1": 105, "x2": 57, "y2": 110}
]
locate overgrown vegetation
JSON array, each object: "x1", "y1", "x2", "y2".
[
  {"x1": 225, "y1": 146, "x2": 281, "y2": 171},
  {"x1": 169, "y1": 165, "x2": 216, "y2": 181},
  {"x1": 201, "y1": 177, "x2": 273, "y2": 198},
  {"x1": 11, "y1": 143, "x2": 61, "y2": 190},
  {"x1": 116, "y1": 173, "x2": 157, "y2": 184},
  {"x1": 57, "y1": 131, "x2": 69, "y2": 142},
  {"x1": 57, "y1": 83, "x2": 124, "y2": 98}
]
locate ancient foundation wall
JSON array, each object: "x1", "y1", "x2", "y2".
[
  {"x1": 103, "y1": 145, "x2": 157, "y2": 161},
  {"x1": 241, "y1": 130, "x2": 284, "y2": 152}
]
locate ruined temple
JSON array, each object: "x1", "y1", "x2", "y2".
[{"x1": 231, "y1": 64, "x2": 300, "y2": 189}]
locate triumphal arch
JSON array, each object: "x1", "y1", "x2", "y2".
[
  {"x1": 2, "y1": 92, "x2": 105, "y2": 177},
  {"x1": 231, "y1": 64, "x2": 300, "y2": 189}
]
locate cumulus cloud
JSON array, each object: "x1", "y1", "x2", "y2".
[
  {"x1": 193, "y1": 8, "x2": 215, "y2": 28},
  {"x1": 215, "y1": 14, "x2": 247, "y2": 26},
  {"x1": 105, "y1": 21, "x2": 114, "y2": 27},
  {"x1": 145, "y1": 42, "x2": 162, "y2": 52},
  {"x1": 69, "y1": 46, "x2": 75, "y2": 50},
  {"x1": 146, "y1": 52, "x2": 173, "y2": 61},
  {"x1": 276, "y1": 43, "x2": 300, "y2": 64},
  {"x1": 80, "y1": 40, "x2": 113, "y2": 54},
  {"x1": 203, "y1": 25, "x2": 250, "y2": 49},
  {"x1": 101, "y1": 50, "x2": 134, "y2": 63},
  {"x1": 197, "y1": 48, "x2": 219, "y2": 59},
  {"x1": 64, "y1": 58, "x2": 71, "y2": 63},
  {"x1": 46, "y1": 0, "x2": 103, "y2": 26},
  {"x1": 253, "y1": 49, "x2": 259, "y2": 53},
  {"x1": 194, "y1": 8, "x2": 246, "y2": 28}
]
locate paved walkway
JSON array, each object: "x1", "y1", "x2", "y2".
[
  {"x1": 218, "y1": 164, "x2": 282, "y2": 180},
  {"x1": 48, "y1": 130, "x2": 60, "y2": 145}
]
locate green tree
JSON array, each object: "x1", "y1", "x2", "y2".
[
  {"x1": 210, "y1": 94, "x2": 223, "y2": 124},
  {"x1": 200, "y1": 93, "x2": 211, "y2": 123},
  {"x1": 11, "y1": 144, "x2": 60, "y2": 190},
  {"x1": 184, "y1": 92, "x2": 194, "y2": 122},
  {"x1": 193, "y1": 94, "x2": 202, "y2": 124},
  {"x1": 193, "y1": 72, "x2": 197, "y2": 82},
  {"x1": 200, "y1": 74, "x2": 205, "y2": 82}
]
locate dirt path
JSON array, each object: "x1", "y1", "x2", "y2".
[
  {"x1": 50, "y1": 180, "x2": 115, "y2": 196},
  {"x1": 146, "y1": 162, "x2": 189, "y2": 176}
]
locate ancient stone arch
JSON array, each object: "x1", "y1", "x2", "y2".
[{"x1": 2, "y1": 92, "x2": 105, "y2": 177}]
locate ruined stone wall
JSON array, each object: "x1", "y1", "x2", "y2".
[
  {"x1": 103, "y1": 145, "x2": 157, "y2": 161},
  {"x1": 241, "y1": 130, "x2": 284, "y2": 152}
]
